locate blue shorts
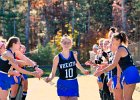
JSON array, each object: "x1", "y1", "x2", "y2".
[
  {"x1": 122, "y1": 66, "x2": 140, "y2": 84},
  {"x1": 10, "y1": 76, "x2": 21, "y2": 85},
  {"x1": 0, "y1": 72, "x2": 11, "y2": 90},
  {"x1": 107, "y1": 71, "x2": 112, "y2": 81},
  {"x1": 97, "y1": 74, "x2": 104, "y2": 82},
  {"x1": 112, "y1": 75, "x2": 123, "y2": 89},
  {"x1": 57, "y1": 79, "x2": 79, "y2": 97},
  {"x1": 97, "y1": 76, "x2": 102, "y2": 82},
  {"x1": 22, "y1": 74, "x2": 28, "y2": 80}
]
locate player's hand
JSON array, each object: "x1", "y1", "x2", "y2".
[
  {"x1": 35, "y1": 67, "x2": 44, "y2": 79},
  {"x1": 85, "y1": 61, "x2": 93, "y2": 66},
  {"x1": 31, "y1": 71, "x2": 40, "y2": 78},
  {"x1": 96, "y1": 64, "x2": 107, "y2": 71},
  {"x1": 94, "y1": 70, "x2": 103, "y2": 77},
  {"x1": 83, "y1": 70, "x2": 90, "y2": 75},
  {"x1": 44, "y1": 77, "x2": 52, "y2": 83}
]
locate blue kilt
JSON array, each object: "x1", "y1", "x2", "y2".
[
  {"x1": 0, "y1": 72, "x2": 11, "y2": 90},
  {"x1": 10, "y1": 76, "x2": 21, "y2": 85},
  {"x1": 22, "y1": 74, "x2": 28, "y2": 80},
  {"x1": 57, "y1": 78, "x2": 79, "y2": 97},
  {"x1": 122, "y1": 66, "x2": 140, "y2": 84},
  {"x1": 112, "y1": 75, "x2": 123, "y2": 89}
]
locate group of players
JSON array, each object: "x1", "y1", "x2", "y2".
[
  {"x1": 0, "y1": 26, "x2": 140, "y2": 100},
  {"x1": 85, "y1": 27, "x2": 140, "y2": 100},
  {"x1": 0, "y1": 37, "x2": 43, "y2": 100}
]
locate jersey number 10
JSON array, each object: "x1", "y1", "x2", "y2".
[{"x1": 65, "y1": 68, "x2": 73, "y2": 78}]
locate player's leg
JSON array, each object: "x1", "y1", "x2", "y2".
[
  {"x1": 69, "y1": 96, "x2": 78, "y2": 100},
  {"x1": 22, "y1": 74, "x2": 28, "y2": 100}
]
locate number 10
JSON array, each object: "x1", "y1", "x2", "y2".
[{"x1": 65, "y1": 68, "x2": 73, "y2": 78}]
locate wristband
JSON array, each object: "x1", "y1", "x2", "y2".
[
  {"x1": 33, "y1": 65, "x2": 38, "y2": 69},
  {"x1": 24, "y1": 65, "x2": 28, "y2": 67}
]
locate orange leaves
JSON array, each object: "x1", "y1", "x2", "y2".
[
  {"x1": 31, "y1": 0, "x2": 59, "y2": 9},
  {"x1": 31, "y1": 0, "x2": 47, "y2": 9}
]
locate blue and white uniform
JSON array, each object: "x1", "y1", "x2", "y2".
[
  {"x1": 0, "y1": 49, "x2": 14, "y2": 90},
  {"x1": 16, "y1": 57, "x2": 28, "y2": 81},
  {"x1": 95, "y1": 54, "x2": 104, "y2": 82},
  {"x1": 22, "y1": 70, "x2": 28, "y2": 80},
  {"x1": 108, "y1": 51, "x2": 123, "y2": 89},
  {"x1": 57, "y1": 51, "x2": 79, "y2": 97},
  {"x1": 102, "y1": 51, "x2": 112, "y2": 96},
  {"x1": 107, "y1": 51, "x2": 113, "y2": 81},
  {"x1": 118, "y1": 45, "x2": 140, "y2": 84},
  {"x1": 7, "y1": 49, "x2": 21, "y2": 85}
]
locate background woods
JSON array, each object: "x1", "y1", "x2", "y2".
[{"x1": 0, "y1": 0, "x2": 139, "y2": 65}]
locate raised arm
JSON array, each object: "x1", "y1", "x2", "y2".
[
  {"x1": 94, "y1": 47, "x2": 124, "y2": 76},
  {"x1": 15, "y1": 50, "x2": 36, "y2": 67},
  {"x1": 2, "y1": 51, "x2": 38, "y2": 77}
]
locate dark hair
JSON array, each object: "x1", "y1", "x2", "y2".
[
  {"x1": 113, "y1": 31, "x2": 128, "y2": 45},
  {"x1": 109, "y1": 27, "x2": 117, "y2": 33},
  {"x1": 6, "y1": 36, "x2": 19, "y2": 49}
]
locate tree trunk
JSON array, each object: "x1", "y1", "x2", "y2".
[
  {"x1": 87, "y1": 0, "x2": 91, "y2": 34},
  {"x1": 25, "y1": 0, "x2": 30, "y2": 52},
  {"x1": 121, "y1": 0, "x2": 127, "y2": 32},
  {"x1": 61, "y1": 0, "x2": 65, "y2": 35},
  {"x1": 72, "y1": 0, "x2": 75, "y2": 35},
  {"x1": 43, "y1": 6, "x2": 50, "y2": 46},
  {"x1": 1, "y1": 0, "x2": 5, "y2": 36},
  {"x1": 13, "y1": 0, "x2": 16, "y2": 35}
]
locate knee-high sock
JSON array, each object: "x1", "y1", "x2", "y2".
[
  {"x1": 10, "y1": 97, "x2": 16, "y2": 100},
  {"x1": 99, "y1": 89, "x2": 104, "y2": 100},
  {"x1": 9, "y1": 92, "x2": 16, "y2": 100},
  {"x1": 110, "y1": 93, "x2": 114, "y2": 100},
  {"x1": 22, "y1": 91, "x2": 27, "y2": 100}
]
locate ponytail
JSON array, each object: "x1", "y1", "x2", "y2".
[
  {"x1": 108, "y1": 27, "x2": 117, "y2": 38},
  {"x1": 110, "y1": 27, "x2": 117, "y2": 33},
  {"x1": 113, "y1": 31, "x2": 128, "y2": 46}
]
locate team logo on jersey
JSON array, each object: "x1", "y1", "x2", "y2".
[{"x1": 59, "y1": 61, "x2": 76, "y2": 69}]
